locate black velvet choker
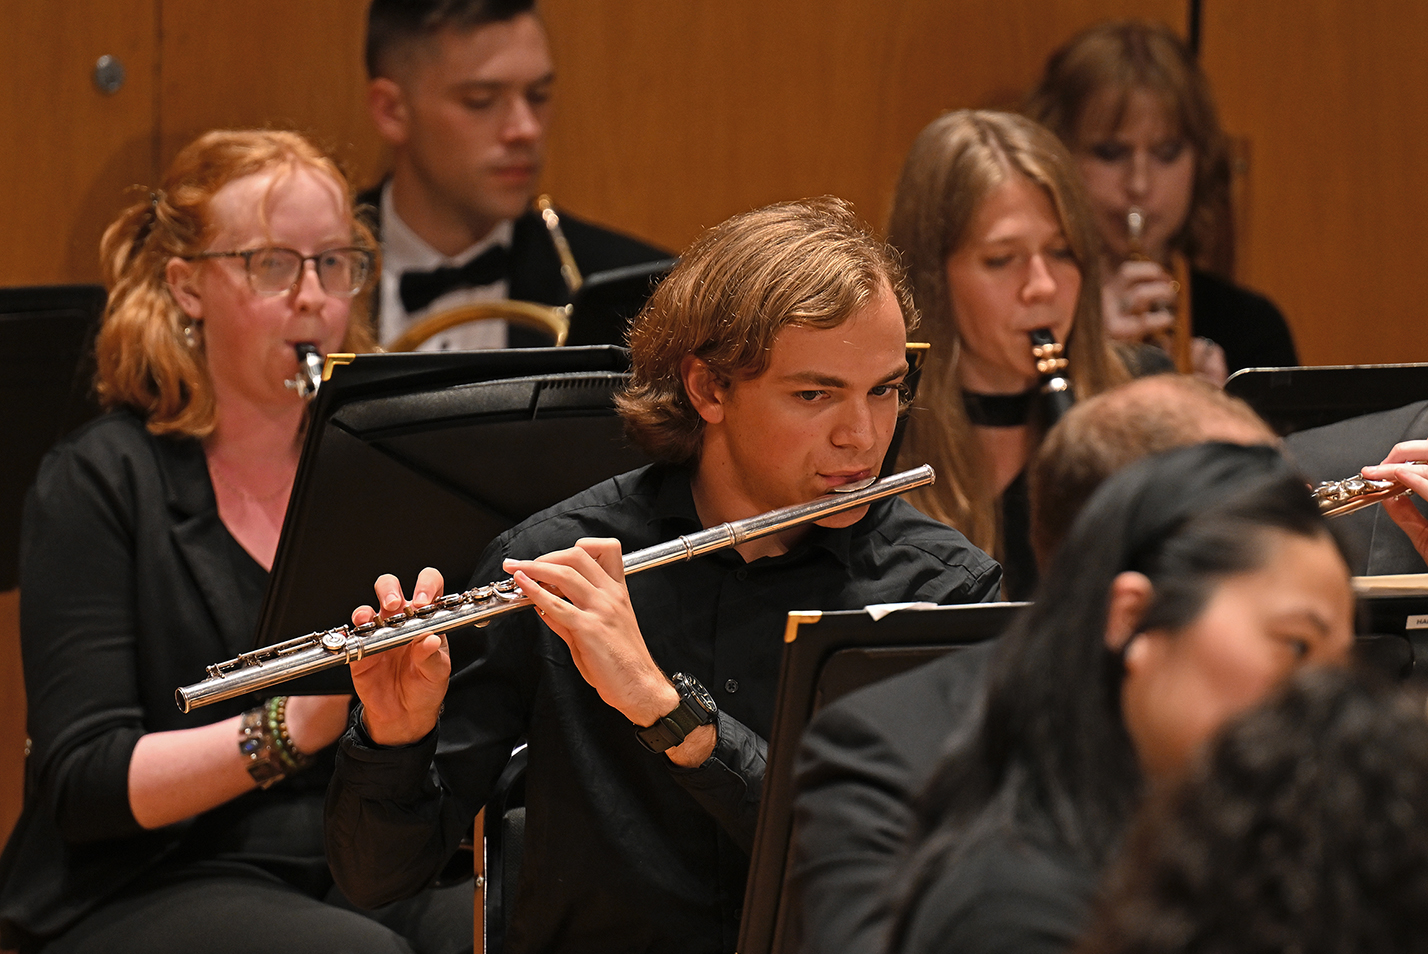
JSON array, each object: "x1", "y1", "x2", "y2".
[{"x1": 962, "y1": 389, "x2": 1037, "y2": 427}]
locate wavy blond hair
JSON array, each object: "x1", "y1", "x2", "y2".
[
  {"x1": 618, "y1": 197, "x2": 917, "y2": 465},
  {"x1": 889, "y1": 110, "x2": 1129, "y2": 556}
]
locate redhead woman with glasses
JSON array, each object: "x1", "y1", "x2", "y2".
[{"x1": 0, "y1": 130, "x2": 470, "y2": 954}]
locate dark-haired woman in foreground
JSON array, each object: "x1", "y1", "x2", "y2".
[
  {"x1": 1078, "y1": 667, "x2": 1428, "y2": 954},
  {"x1": 890, "y1": 442, "x2": 1354, "y2": 954}
]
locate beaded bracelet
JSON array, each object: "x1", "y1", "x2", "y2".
[
  {"x1": 237, "y1": 695, "x2": 313, "y2": 789},
  {"x1": 263, "y1": 695, "x2": 313, "y2": 776}
]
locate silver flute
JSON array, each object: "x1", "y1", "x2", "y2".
[
  {"x1": 175, "y1": 465, "x2": 935, "y2": 711},
  {"x1": 1312, "y1": 467, "x2": 1420, "y2": 518}
]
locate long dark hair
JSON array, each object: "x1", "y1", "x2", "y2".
[{"x1": 889, "y1": 442, "x2": 1336, "y2": 950}]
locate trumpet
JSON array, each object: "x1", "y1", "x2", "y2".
[
  {"x1": 284, "y1": 343, "x2": 324, "y2": 399},
  {"x1": 1126, "y1": 206, "x2": 1147, "y2": 259},
  {"x1": 175, "y1": 465, "x2": 936, "y2": 711},
  {"x1": 1312, "y1": 466, "x2": 1421, "y2": 518},
  {"x1": 1124, "y1": 206, "x2": 1193, "y2": 374}
]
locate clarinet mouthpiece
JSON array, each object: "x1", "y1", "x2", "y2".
[{"x1": 285, "y1": 343, "x2": 324, "y2": 399}]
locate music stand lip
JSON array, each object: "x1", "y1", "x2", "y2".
[
  {"x1": 1225, "y1": 362, "x2": 1428, "y2": 437},
  {"x1": 738, "y1": 601, "x2": 1029, "y2": 954}
]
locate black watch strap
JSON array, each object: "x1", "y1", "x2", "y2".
[{"x1": 636, "y1": 672, "x2": 718, "y2": 753}]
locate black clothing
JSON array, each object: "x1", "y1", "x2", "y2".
[
  {"x1": 327, "y1": 464, "x2": 1001, "y2": 954},
  {"x1": 896, "y1": 820, "x2": 1094, "y2": 954},
  {"x1": 792, "y1": 644, "x2": 995, "y2": 954},
  {"x1": 355, "y1": 184, "x2": 669, "y2": 347},
  {"x1": 962, "y1": 390, "x2": 1035, "y2": 428},
  {"x1": 999, "y1": 472, "x2": 1036, "y2": 602},
  {"x1": 36, "y1": 862, "x2": 474, "y2": 954},
  {"x1": 1191, "y1": 268, "x2": 1298, "y2": 374},
  {"x1": 1286, "y1": 400, "x2": 1428, "y2": 575},
  {"x1": 0, "y1": 412, "x2": 469, "y2": 953},
  {"x1": 977, "y1": 343, "x2": 1166, "y2": 602}
]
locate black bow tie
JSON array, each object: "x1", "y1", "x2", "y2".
[{"x1": 398, "y1": 244, "x2": 511, "y2": 313}]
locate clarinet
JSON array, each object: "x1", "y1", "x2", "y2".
[
  {"x1": 175, "y1": 465, "x2": 936, "y2": 711},
  {"x1": 284, "y1": 343, "x2": 324, "y2": 399},
  {"x1": 1029, "y1": 328, "x2": 1074, "y2": 426}
]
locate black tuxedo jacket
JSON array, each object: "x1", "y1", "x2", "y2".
[
  {"x1": 356, "y1": 184, "x2": 669, "y2": 347},
  {"x1": 1286, "y1": 400, "x2": 1428, "y2": 576},
  {"x1": 790, "y1": 642, "x2": 994, "y2": 954}
]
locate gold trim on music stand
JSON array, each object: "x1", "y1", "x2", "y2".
[
  {"x1": 784, "y1": 610, "x2": 824, "y2": 643},
  {"x1": 321, "y1": 353, "x2": 355, "y2": 381}
]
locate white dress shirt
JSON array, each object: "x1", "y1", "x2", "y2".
[{"x1": 377, "y1": 182, "x2": 514, "y2": 352}]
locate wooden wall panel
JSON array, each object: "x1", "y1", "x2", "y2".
[
  {"x1": 1202, "y1": 2, "x2": 1428, "y2": 366},
  {"x1": 0, "y1": 1, "x2": 159, "y2": 285},
  {"x1": 539, "y1": 0, "x2": 1185, "y2": 254},
  {"x1": 157, "y1": 1, "x2": 386, "y2": 184}
]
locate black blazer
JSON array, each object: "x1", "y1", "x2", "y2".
[
  {"x1": 356, "y1": 184, "x2": 670, "y2": 347},
  {"x1": 0, "y1": 412, "x2": 330, "y2": 949},
  {"x1": 1286, "y1": 400, "x2": 1428, "y2": 576},
  {"x1": 790, "y1": 643, "x2": 994, "y2": 954}
]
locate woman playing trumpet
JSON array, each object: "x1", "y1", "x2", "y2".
[
  {"x1": 889, "y1": 110, "x2": 1130, "y2": 598},
  {"x1": 1026, "y1": 20, "x2": 1298, "y2": 383}
]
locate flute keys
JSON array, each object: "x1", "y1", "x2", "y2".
[{"x1": 1311, "y1": 474, "x2": 1405, "y2": 517}]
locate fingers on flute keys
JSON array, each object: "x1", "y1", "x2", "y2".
[
  {"x1": 350, "y1": 568, "x2": 451, "y2": 747},
  {"x1": 503, "y1": 539, "x2": 661, "y2": 723}
]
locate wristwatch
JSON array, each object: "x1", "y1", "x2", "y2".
[{"x1": 635, "y1": 672, "x2": 718, "y2": 753}]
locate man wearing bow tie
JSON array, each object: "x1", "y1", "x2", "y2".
[{"x1": 362, "y1": 0, "x2": 668, "y2": 351}]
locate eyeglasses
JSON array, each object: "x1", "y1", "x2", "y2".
[{"x1": 192, "y1": 246, "x2": 375, "y2": 298}]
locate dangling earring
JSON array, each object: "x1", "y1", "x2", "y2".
[{"x1": 183, "y1": 322, "x2": 200, "y2": 349}]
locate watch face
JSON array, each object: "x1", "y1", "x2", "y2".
[
  {"x1": 690, "y1": 683, "x2": 716, "y2": 716},
  {"x1": 673, "y1": 672, "x2": 717, "y2": 720}
]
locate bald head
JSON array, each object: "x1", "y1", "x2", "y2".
[{"x1": 1029, "y1": 375, "x2": 1277, "y2": 564}]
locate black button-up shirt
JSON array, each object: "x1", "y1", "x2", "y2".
[{"x1": 327, "y1": 464, "x2": 1000, "y2": 954}]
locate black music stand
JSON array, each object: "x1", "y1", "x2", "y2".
[
  {"x1": 1225, "y1": 363, "x2": 1428, "y2": 436},
  {"x1": 563, "y1": 259, "x2": 677, "y2": 347},
  {"x1": 0, "y1": 284, "x2": 106, "y2": 590},
  {"x1": 737, "y1": 602, "x2": 1028, "y2": 954},
  {"x1": 250, "y1": 345, "x2": 652, "y2": 696}
]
